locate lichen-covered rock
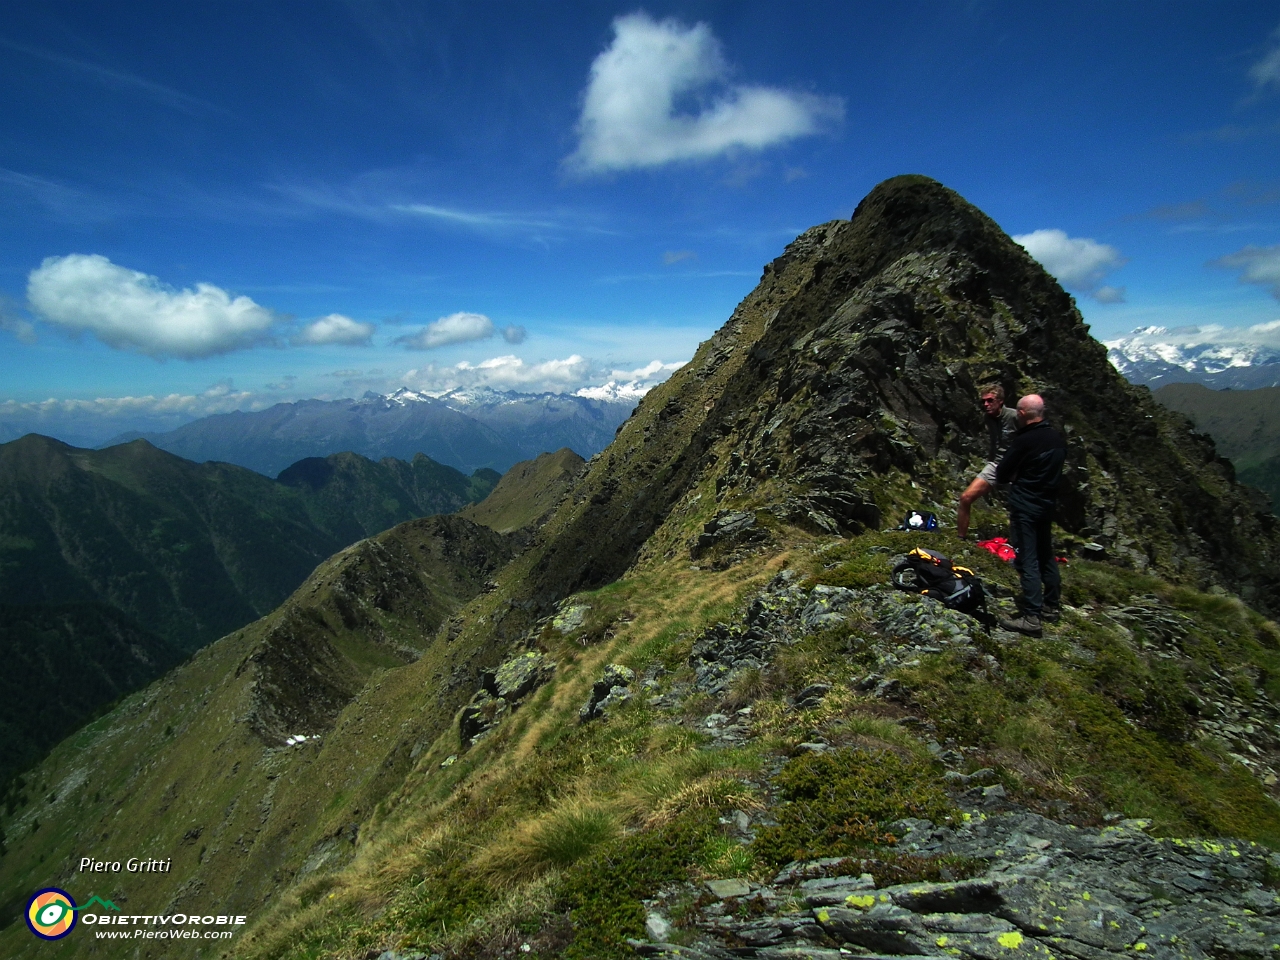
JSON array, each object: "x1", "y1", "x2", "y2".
[
  {"x1": 580, "y1": 663, "x2": 636, "y2": 722},
  {"x1": 801, "y1": 585, "x2": 859, "y2": 629},
  {"x1": 552, "y1": 602, "x2": 589, "y2": 633},
  {"x1": 643, "y1": 813, "x2": 1280, "y2": 960},
  {"x1": 493, "y1": 650, "x2": 551, "y2": 702}
]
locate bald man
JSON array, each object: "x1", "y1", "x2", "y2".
[{"x1": 993, "y1": 394, "x2": 1067, "y2": 636}]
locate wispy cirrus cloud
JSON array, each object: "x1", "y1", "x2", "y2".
[
  {"x1": 1212, "y1": 244, "x2": 1280, "y2": 299},
  {"x1": 1014, "y1": 229, "x2": 1128, "y2": 303},
  {"x1": 0, "y1": 294, "x2": 36, "y2": 344},
  {"x1": 0, "y1": 37, "x2": 224, "y2": 115},
  {"x1": 0, "y1": 167, "x2": 126, "y2": 224},
  {"x1": 272, "y1": 181, "x2": 592, "y2": 239},
  {"x1": 1250, "y1": 25, "x2": 1280, "y2": 92},
  {"x1": 387, "y1": 203, "x2": 561, "y2": 231},
  {"x1": 566, "y1": 12, "x2": 842, "y2": 174}
]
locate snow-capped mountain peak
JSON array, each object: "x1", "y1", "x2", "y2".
[
  {"x1": 573, "y1": 380, "x2": 652, "y2": 403},
  {"x1": 1104, "y1": 327, "x2": 1280, "y2": 389}
]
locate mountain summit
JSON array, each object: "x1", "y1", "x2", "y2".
[
  {"x1": 5, "y1": 176, "x2": 1280, "y2": 959},
  {"x1": 473, "y1": 173, "x2": 1280, "y2": 642}
]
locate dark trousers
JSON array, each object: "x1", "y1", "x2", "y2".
[{"x1": 1009, "y1": 509, "x2": 1060, "y2": 617}]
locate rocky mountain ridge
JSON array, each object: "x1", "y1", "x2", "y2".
[{"x1": 0, "y1": 434, "x2": 497, "y2": 804}]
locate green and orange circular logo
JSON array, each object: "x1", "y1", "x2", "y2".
[{"x1": 26, "y1": 888, "x2": 77, "y2": 940}]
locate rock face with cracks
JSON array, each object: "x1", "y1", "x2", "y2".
[{"x1": 635, "y1": 815, "x2": 1280, "y2": 960}]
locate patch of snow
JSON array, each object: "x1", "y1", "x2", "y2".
[{"x1": 574, "y1": 380, "x2": 652, "y2": 402}]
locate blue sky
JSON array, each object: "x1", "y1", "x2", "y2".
[{"x1": 2, "y1": 1, "x2": 1279, "y2": 442}]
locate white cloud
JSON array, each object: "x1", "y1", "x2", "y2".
[
  {"x1": 1212, "y1": 244, "x2": 1280, "y2": 299},
  {"x1": 610, "y1": 359, "x2": 686, "y2": 381},
  {"x1": 0, "y1": 295, "x2": 36, "y2": 344},
  {"x1": 387, "y1": 354, "x2": 594, "y2": 394},
  {"x1": 292, "y1": 313, "x2": 374, "y2": 346},
  {"x1": 329, "y1": 350, "x2": 690, "y2": 399},
  {"x1": 1013, "y1": 229, "x2": 1128, "y2": 302},
  {"x1": 396, "y1": 312, "x2": 493, "y2": 349},
  {"x1": 1106, "y1": 321, "x2": 1280, "y2": 353},
  {"x1": 567, "y1": 12, "x2": 842, "y2": 173},
  {"x1": 27, "y1": 254, "x2": 279, "y2": 358},
  {"x1": 395, "y1": 312, "x2": 527, "y2": 350},
  {"x1": 0, "y1": 386, "x2": 265, "y2": 446},
  {"x1": 456, "y1": 355, "x2": 591, "y2": 390},
  {"x1": 1250, "y1": 27, "x2": 1280, "y2": 90}
]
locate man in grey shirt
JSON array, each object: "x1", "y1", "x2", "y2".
[{"x1": 957, "y1": 383, "x2": 1019, "y2": 538}]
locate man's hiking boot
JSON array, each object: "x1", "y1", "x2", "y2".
[
  {"x1": 1042, "y1": 605, "x2": 1061, "y2": 623},
  {"x1": 1000, "y1": 613, "x2": 1043, "y2": 636}
]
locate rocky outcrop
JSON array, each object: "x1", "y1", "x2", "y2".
[
  {"x1": 459, "y1": 650, "x2": 555, "y2": 747},
  {"x1": 580, "y1": 664, "x2": 636, "y2": 722},
  {"x1": 634, "y1": 814, "x2": 1280, "y2": 960}
]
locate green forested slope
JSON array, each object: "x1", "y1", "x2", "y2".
[
  {"x1": 0, "y1": 436, "x2": 498, "y2": 801},
  {"x1": 1154, "y1": 381, "x2": 1280, "y2": 506},
  {"x1": 0, "y1": 603, "x2": 182, "y2": 789}
]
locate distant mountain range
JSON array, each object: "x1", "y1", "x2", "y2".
[
  {"x1": 0, "y1": 434, "x2": 498, "y2": 653},
  {"x1": 107, "y1": 385, "x2": 640, "y2": 476},
  {"x1": 1106, "y1": 326, "x2": 1280, "y2": 389}
]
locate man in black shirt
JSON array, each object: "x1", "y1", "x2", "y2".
[{"x1": 994, "y1": 394, "x2": 1067, "y2": 636}]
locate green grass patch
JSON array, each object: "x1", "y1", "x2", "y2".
[
  {"x1": 529, "y1": 803, "x2": 622, "y2": 868},
  {"x1": 825, "y1": 852, "x2": 988, "y2": 886},
  {"x1": 752, "y1": 748, "x2": 955, "y2": 867},
  {"x1": 557, "y1": 809, "x2": 719, "y2": 960}
]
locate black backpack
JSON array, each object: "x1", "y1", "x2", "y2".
[{"x1": 891, "y1": 547, "x2": 986, "y2": 614}]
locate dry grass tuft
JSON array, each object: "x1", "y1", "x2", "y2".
[
  {"x1": 644, "y1": 773, "x2": 761, "y2": 829},
  {"x1": 477, "y1": 797, "x2": 623, "y2": 886}
]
